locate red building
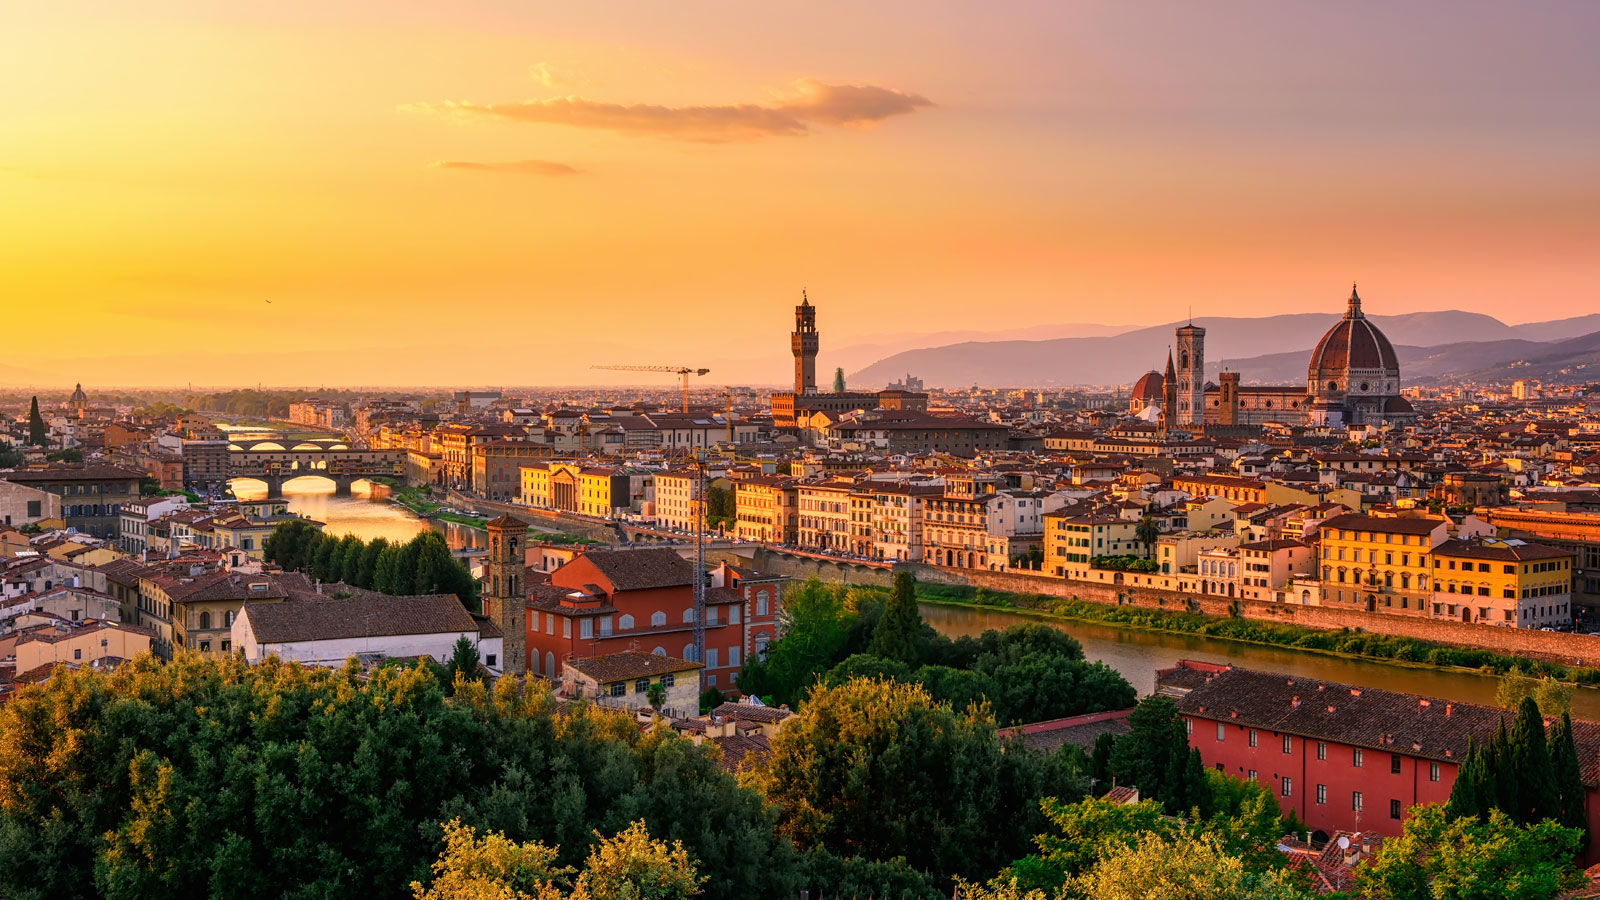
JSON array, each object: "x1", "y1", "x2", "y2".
[
  {"x1": 523, "y1": 548, "x2": 784, "y2": 692},
  {"x1": 1158, "y1": 659, "x2": 1600, "y2": 862}
]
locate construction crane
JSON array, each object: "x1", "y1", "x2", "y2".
[{"x1": 591, "y1": 365, "x2": 710, "y2": 413}]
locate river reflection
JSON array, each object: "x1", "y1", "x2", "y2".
[
  {"x1": 920, "y1": 603, "x2": 1600, "y2": 721},
  {"x1": 229, "y1": 479, "x2": 484, "y2": 551}
]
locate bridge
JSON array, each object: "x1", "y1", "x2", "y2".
[
  {"x1": 226, "y1": 436, "x2": 352, "y2": 452},
  {"x1": 227, "y1": 448, "x2": 405, "y2": 497}
]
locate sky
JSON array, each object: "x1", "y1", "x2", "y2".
[{"x1": 3, "y1": 0, "x2": 1598, "y2": 387}]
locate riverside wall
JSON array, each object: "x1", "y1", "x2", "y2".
[{"x1": 905, "y1": 563, "x2": 1600, "y2": 666}]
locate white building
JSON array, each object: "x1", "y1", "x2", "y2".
[{"x1": 233, "y1": 592, "x2": 503, "y2": 672}]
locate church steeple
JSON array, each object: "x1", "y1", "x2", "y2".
[{"x1": 1347, "y1": 283, "x2": 1363, "y2": 319}]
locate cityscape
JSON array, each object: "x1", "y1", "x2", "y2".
[{"x1": 5, "y1": 3, "x2": 1600, "y2": 899}]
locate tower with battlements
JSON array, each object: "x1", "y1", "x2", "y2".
[{"x1": 792, "y1": 292, "x2": 819, "y2": 395}]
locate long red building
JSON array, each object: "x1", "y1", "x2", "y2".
[
  {"x1": 523, "y1": 548, "x2": 784, "y2": 692},
  {"x1": 1158, "y1": 659, "x2": 1600, "y2": 861}
]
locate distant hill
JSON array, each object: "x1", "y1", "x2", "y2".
[
  {"x1": 1216, "y1": 330, "x2": 1600, "y2": 386},
  {"x1": 847, "y1": 310, "x2": 1515, "y2": 388}
]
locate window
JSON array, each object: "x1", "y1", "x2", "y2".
[
  {"x1": 651, "y1": 611, "x2": 666, "y2": 627},
  {"x1": 1282, "y1": 777, "x2": 1292, "y2": 798},
  {"x1": 74, "y1": 648, "x2": 82, "y2": 660},
  {"x1": 609, "y1": 682, "x2": 626, "y2": 697},
  {"x1": 199, "y1": 641, "x2": 211, "y2": 653},
  {"x1": 682, "y1": 608, "x2": 697, "y2": 624},
  {"x1": 1390, "y1": 799, "x2": 1402, "y2": 820},
  {"x1": 1352, "y1": 791, "x2": 1363, "y2": 813},
  {"x1": 1353, "y1": 748, "x2": 1363, "y2": 768},
  {"x1": 1216, "y1": 723, "x2": 1226, "y2": 741},
  {"x1": 1317, "y1": 741, "x2": 1326, "y2": 761},
  {"x1": 1316, "y1": 784, "x2": 1326, "y2": 805},
  {"x1": 221, "y1": 640, "x2": 231, "y2": 653},
  {"x1": 1247, "y1": 769, "x2": 1257, "y2": 782},
  {"x1": 1429, "y1": 763, "x2": 1440, "y2": 782},
  {"x1": 599, "y1": 616, "x2": 612, "y2": 637},
  {"x1": 580, "y1": 618, "x2": 593, "y2": 639},
  {"x1": 562, "y1": 617, "x2": 571, "y2": 639},
  {"x1": 1248, "y1": 729, "x2": 1258, "y2": 748},
  {"x1": 635, "y1": 679, "x2": 650, "y2": 694},
  {"x1": 756, "y1": 591, "x2": 769, "y2": 616},
  {"x1": 729, "y1": 646, "x2": 741, "y2": 668},
  {"x1": 619, "y1": 614, "x2": 634, "y2": 630},
  {"x1": 485, "y1": 654, "x2": 496, "y2": 668},
  {"x1": 546, "y1": 613, "x2": 555, "y2": 635},
  {"x1": 1184, "y1": 718, "x2": 1193, "y2": 735},
  {"x1": 661, "y1": 672, "x2": 675, "y2": 688},
  {"x1": 1282, "y1": 735, "x2": 1292, "y2": 754},
  {"x1": 199, "y1": 611, "x2": 212, "y2": 629},
  {"x1": 1391, "y1": 754, "x2": 1402, "y2": 774},
  {"x1": 706, "y1": 649, "x2": 719, "y2": 669}
]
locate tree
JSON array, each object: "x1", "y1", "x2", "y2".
[
  {"x1": 1108, "y1": 696, "x2": 1210, "y2": 816},
  {"x1": 737, "y1": 578, "x2": 853, "y2": 707},
  {"x1": 1134, "y1": 516, "x2": 1160, "y2": 555},
  {"x1": 357, "y1": 537, "x2": 390, "y2": 589},
  {"x1": 410, "y1": 819, "x2": 703, "y2": 900},
  {"x1": 27, "y1": 397, "x2": 46, "y2": 446},
  {"x1": 373, "y1": 543, "x2": 406, "y2": 594},
  {"x1": 703, "y1": 485, "x2": 735, "y2": 532},
  {"x1": 263, "y1": 519, "x2": 320, "y2": 570},
  {"x1": 445, "y1": 636, "x2": 482, "y2": 695},
  {"x1": 832, "y1": 368, "x2": 846, "y2": 393},
  {"x1": 759, "y1": 677, "x2": 1084, "y2": 883},
  {"x1": 338, "y1": 534, "x2": 367, "y2": 585},
  {"x1": 1356, "y1": 805, "x2": 1584, "y2": 900},
  {"x1": 0, "y1": 654, "x2": 792, "y2": 900},
  {"x1": 1497, "y1": 675, "x2": 1572, "y2": 718},
  {"x1": 313, "y1": 533, "x2": 343, "y2": 582},
  {"x1": 1508, "y1": 695, "x2": 1561, "y2": 825},
  {"x1": 1071, "y1": 832, "x2": 1311, "y2": 900},
  {"x1": 44, "y1": 448, "x2": 83, "y2": 463},
  {"x1": 0, "y1": 442, "x2": 23, "y2": 469},
  {"x1": 1089, "y1": 732, "x2": 1116, "y2": 790},
  {"x1": 869, "y1": 571, "x2": 924, "y2": 666},
  {"x1": 1551, "y1": 713, "x2": 1589, "y2": 839}
]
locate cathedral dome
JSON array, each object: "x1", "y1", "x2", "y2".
[
  {"x1": 1131, "y1": 370, "x2": 1165, "y2": 403},
  {"x1": 1308, "y1": 287, "x2": 1398, "y2": 376}
]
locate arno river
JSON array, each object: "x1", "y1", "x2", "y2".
[{"x1": 234, "y1": 478, "x2": 1600, "y2": 719}]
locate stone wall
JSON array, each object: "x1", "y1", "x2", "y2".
[
  {"x1": 904, "y1": 563, "x2": 1600, "y2": 666},
  {"x1": 703, "y1": 547, "x2": 895, "y2": 587},
  {"x1": 446, "y1": 492, "x2": 624, "y2": 544}
]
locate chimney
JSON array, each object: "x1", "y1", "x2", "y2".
[
  {"x1": 1349, "y1": 688, "x2": 1361, "y2": 697},
  {"x1": 1292, "y1": 696, "x2": 1300, "y2": 707},
  {"x1": 1445, "y1": 704, "x2": 1452, "y2": 716},
  {"x1": 1361, "y1": 833, "x2": 1372, "y2": 854}
]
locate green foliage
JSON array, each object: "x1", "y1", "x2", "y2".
[
  {"x1": 44, "y1": 448, "x2": 83, "y2": 463},
  {"x1": 795, "y1": 847, "x2": 943, "y2": 900},
  {"x1": 1108, "y1": 696, "x2": 1210, "y2": 816},
  {"x1": 1133, "y1": 516, "x2": 1160, "y2": 551},
  {"x1": 1496, "y1": 675, "x2": 1572, "y2": 717},
  {"x1": 869, "y1": 571, "x2": 924, "y2": 666},
  {"x1": 0, "y1": 655, "x2": 791, "y2": 900},
  {"x1": 698, "y1": 687, "x2": 725, "y2": 713},
  {"x1": 645, "y1": 683, "x2": 665, "y2": 711},
  {"x1": 1356, "y1": 805, "x2": 1585, "y2": 900},
  {"x1": 27, "y1": 396, "x2": 46, "y2": 446},
  {"x1": 1070, "y1": 832, "x2": 1312, "y2": 900},
  {"x1": 832, "y1": 368, "x2": 846, "y2": 393},
  {"x1": 703, "y1": 484, "x2": 734, "y2": 531},
  {"x1": 1088, "y1": 556, "x2": 1159, "y2": 573},
  {"x1": 1449, "y1": 698, "x2": 1588, "y2": 846},
  {"x1": 0, "y1": 442, "x2": 23, "y2": 469},
  {"x1": 759, "y1": 677, "x2": 1086, "y2": 885},
  {"x1": 445, "y1": 635, "x2": 483, "y2": 696},
  {"x1": 737, "y1": 578, "x2": 852, "y2": 707},
  {"x1": 264, "y1": 522, "x2": 477, "y2": 608}
]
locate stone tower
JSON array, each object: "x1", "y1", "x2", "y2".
[
  {"x1": 483, "y1": 514, "x2": 528, "y2": 677},
  {"x1": 1175, "y1": 322, "x2": 1205, "y2": 427},
  {"x1": 792, "y1": 291, "x2": 819, "y2": 395},
  {"x1": 1218, "y1": 371, "x2": 1240, "y2": 426}
]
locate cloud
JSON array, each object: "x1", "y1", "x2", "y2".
[
  {"x1": 428, "y1": 159, "x2": 583, "y2": 176},
  {"x1": 403, "y1": 79, "x2": 931, "y2": 142}
]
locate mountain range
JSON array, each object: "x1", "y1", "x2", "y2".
[{"x1": 848, "y1": 311, "x2": 1600, "y2": 389}]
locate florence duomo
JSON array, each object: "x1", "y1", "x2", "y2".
[{"x1": 1132, "y1": 284, "x2": 1417, "y2": 430}]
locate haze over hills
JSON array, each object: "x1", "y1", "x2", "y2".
[{"x1": 849, "y1": 310, "x2": 1600, "y2": 388}]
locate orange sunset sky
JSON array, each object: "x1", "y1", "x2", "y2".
[{"x1": 3, "y1": 1, "x2": 1598, "y2": 387}]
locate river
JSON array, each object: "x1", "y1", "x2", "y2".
[
  {"x1": 920, "y1": 603, "x2": 1600, "y2": 721},
  {"x1": 229, "y1": 479, "x2": 485, "y2": 551}
]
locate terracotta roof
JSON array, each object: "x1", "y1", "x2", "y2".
[
  {"x1": 708, "y1": 701, "x2": 794, "y2": 725},
  {"x1": 566, "y1": 650, "x2": 701, "y2": 683},
  {"x1": 1308, "y1": 287, "x2": 1400, "y2": 374},
  {"x1": 572, "y1": 548, "x2": 695, "y2": 592},
  {"x1": 243, "y1": 593, "x2": 477, "y2": 644},
  {"x1": 1319, "y1": 513, "x2": 1444, "y2": 536}
]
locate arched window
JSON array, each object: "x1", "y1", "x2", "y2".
[
  {"x1": 544, "y1": 652, "x2": 555, "y2": 679},
  {"x1": 224, "y1": 610, "x2": 235, "y2": 626},
  {"x1": 650, "y1": 611, "x2": 666, "y2": 627},
  {"x1": 682, "y1": 609, "x2": 697, "y2": 624},
  {"x1": 683, "y1": 644, "x2": 698, "y2": 663},
  {"x1": 619, "y1": 614, "x2": 635, "y2": 630},
  {"x1": 199, "y1": 611, "x2": 211, "y2": 630},
  {"x1": 653, "y1": 646, "x2": 667, "y2": 656}
]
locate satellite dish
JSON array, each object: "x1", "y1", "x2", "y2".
[{"x1": 1337, "y1": 836, "x2": 1351, "y2": 850}]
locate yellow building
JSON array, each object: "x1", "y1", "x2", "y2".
[
  {"x1": 796, "y1": 481, "x2": 853, "y2": 552},
  {"x1": 1044, "y1": 511, "x2": 1147, "y2": 575},
  {"x1": 13, "y1": 619, "x2": 153, "y2": 676},
  {"x1": 735, "y1": 476, "x2": 799, "y2": 544},
  {"x1": 1316, "y1": 513, "x2": 1447, "y2": 616},
  {"x1": 520, "y1": 462, "x2": 629, "y2": 518},
  {"x1": 1429, "y1": 538, "x2": 1573, "y2": 627}
]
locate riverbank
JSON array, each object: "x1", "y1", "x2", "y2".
[
  {"x1": 914, "y1": 582, "x2": 1600, "y2": 689},
  {"x1": 379, "y1": 480, "x2": 596, "y2": 544}
]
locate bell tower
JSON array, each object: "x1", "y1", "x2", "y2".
[
  {"x1": 483, "y1": 514, "x2": 528, "y2": 677},
  {"x1": 792, "y1": 291, "x2": 819, "y2": 395},
  {"x1": 1175, "y1": 322, "x2": 1205, "y2": 427}
]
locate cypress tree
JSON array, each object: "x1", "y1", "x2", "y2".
[
  {"x1": 869, "y1": 571, "x2": 924, "y2": 666},
  {"x1": 27, "y1": 396, "x2": 46, "y2": 447},
  {"x1": 1510, "y1": 696, "x2": 1559, "y2": 824},
  {"x1": 1446, "y1": 739, "x2": 1482, "y2": 822},
  {"x1": 1552, "y1": 713, "x2": 1588, "y2": 836}
]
